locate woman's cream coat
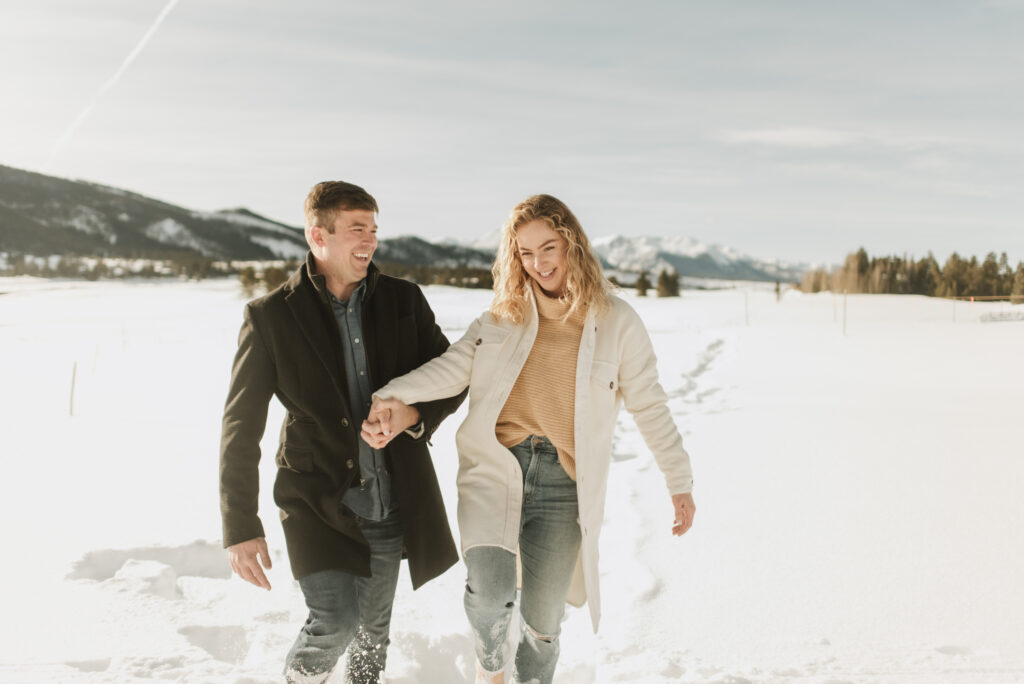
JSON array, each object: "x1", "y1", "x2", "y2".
[{"x1": 375, "y1": 290, "x2": 693, "y2": 631}]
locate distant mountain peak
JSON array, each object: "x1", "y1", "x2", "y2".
[{"x1": 591, "y1": 233, "x2": 805, "y2": 282}]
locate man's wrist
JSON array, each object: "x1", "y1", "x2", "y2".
[{"x1": 404, "y1": 421, "x2": 425, "y2": 439}]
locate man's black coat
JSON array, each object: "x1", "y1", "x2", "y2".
[{"x1": 220, "y1": 254, "x2": 464, "y2": 587}]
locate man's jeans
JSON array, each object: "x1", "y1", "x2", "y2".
[
  {"x1": 284, "y1": 512, "x2": 403, "y2": 684},
  {"x1": 464, "y1": 436, "x2": 582, "y2": 684}
]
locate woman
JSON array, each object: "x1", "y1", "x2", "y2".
[{"x1": 362, "y1": 194, "x2": 695, "y2": 684}]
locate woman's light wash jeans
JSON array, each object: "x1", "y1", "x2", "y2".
[
  {"x1": 464, "y1": 435, "x2": 582, "y2": 684},
  {"x1": 284, "y1": 512, "x2": 403, "y2": 684}
]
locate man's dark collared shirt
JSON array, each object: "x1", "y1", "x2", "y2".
[{"x1": 329, "y1": 281, "x2": 397, "y2": 521}]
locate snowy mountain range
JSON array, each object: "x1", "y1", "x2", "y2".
[
  {"x1": 590, "y1": 234, "x2": 806, "y2": 283},
  {"x1": 0, "y1": 164, "x2": 805, "y2": 281},
  {"x1": 0, "y1": 164, "x2": 308, "y2": 260},
  {"x1": 464, "y1": 230, "x2": 805, "y2": 283}
]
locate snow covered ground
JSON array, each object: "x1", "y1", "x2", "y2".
[{"x1": 1, "y1": 277, "x2": 1022, "y2": 683}]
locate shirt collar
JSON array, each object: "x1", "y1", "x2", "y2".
[{"x1": 327, "y1": 279, "x2": 366, "y2": 307}]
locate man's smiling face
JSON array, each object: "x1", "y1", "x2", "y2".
[{"x1": 312, "y1": 208, "x2": 378, "y2": 296}]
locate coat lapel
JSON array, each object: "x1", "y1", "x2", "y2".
[
  {"x1": 361, "y1": 268, "x2": 391, "y2": 387},
  {"x1": 284, "y1": 275, "x2": 350, "y2": 409}
]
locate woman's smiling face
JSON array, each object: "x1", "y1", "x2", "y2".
[{"x1": 515, "y1": 219, "x2": 568, "y2": 297}]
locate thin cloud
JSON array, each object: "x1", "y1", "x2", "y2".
[
  {"x1": 718, "y1": 127, "x2": 859, "y2": 149},
  {"x1": 717, "y1": 127, "x2": 979, "y2": 154},
  {"x1": 47, "y1": 0, "x2": 181, "y2": 168}
]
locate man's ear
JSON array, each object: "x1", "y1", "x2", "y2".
[{"x1": 309, "y1": 225, "x2": 325, "y2": 248}]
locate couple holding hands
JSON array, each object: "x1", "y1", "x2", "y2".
[{"x1": 219, "y1": 181, "x2": 695, "y2": 684}]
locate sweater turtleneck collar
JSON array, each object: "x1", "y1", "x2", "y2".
[{"x1": 531, "y1": 280, "x2": 585, "y2": 322}]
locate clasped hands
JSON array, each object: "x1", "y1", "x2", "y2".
[{"x1": 361, "y1": 397, "x2": 420, "y2": 450}]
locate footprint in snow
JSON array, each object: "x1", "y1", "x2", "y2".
[
  {"x1": 178, "y1": 624, "x2": 250, "y2": 665},
  {"x1": 65, "y1": 658, "x2": 110, "y2": 672},
  {"x1": 660, "y1": 659, "x2": 685, "y2": 678},
  {"x1": 254, "y1": 610, "x2": 290, "y2": 623},
  {"x1": 114, "y1": 654, "x2": 189, "y2": 678},
  {"x1": 104, "y1": 559, "x2": 181, "y2": 599},
  {"x1": 688, "y1": 339, "x2": 724, "y2": 379},
  {"x1": 668, "y1": 338, "x2": 726, "y2": 407}
]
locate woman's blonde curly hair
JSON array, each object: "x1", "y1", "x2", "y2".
[{"x1": 490, "y1": 194, "x2": 612, "y2": 324}]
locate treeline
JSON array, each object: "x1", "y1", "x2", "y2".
[
  {"x1": 3, "y1": 252, "x2": 691, "y2": 302},
  {"x1": 245, "y1": 263, "x2": 686, "y2": 299},
  {"x1": 237, "y1": 261, "x2": 495, "y2": 298},
  {"x1": 801, "y1": 248, "x2": 1024, "y2": 302},
  {"x1": 0, "y1": 253, "x2": 233, "y2": 280},
  {"x1": 377, "y1": 262, "x2": 493, "y2": 290},
  {"x1": 0, "y1": 253, "x2": 493, "y2": 293},
  {"x1": 626, "y1": 269, "x2": 681, "y2": 297}
]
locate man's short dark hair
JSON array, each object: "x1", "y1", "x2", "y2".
[{"x1": 303, "y1": 181, "x2": 379, "y2": 235}]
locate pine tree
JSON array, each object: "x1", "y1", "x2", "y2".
[
  {"x1": 262, "y1": 266, "x2": 288, "y2": 290},
  {"x1": 799, "y1": 270, "x2": 818, "y2": 293},
  {"x1": 835, "y1": 248, "x2": 871, "y2": 293},
  {"x1": 911, "y1": 254, "x2": 939, "y2": 295},
  {"x1": 239, "y1": 266, "x2": 258, "y2": 297},
  {"x1": 999, "y1": 253, "x2": 1012, "y2": 295},
  {"x1": 964, "y1": 255, "x2": 982, "y2": 295},
  {"x1": 926, "y1": 256, "x2": 943, "y2": 297},
  {"x1": 939, "y1": 253, "x2": 966, "y2": 297},
  {"x1": 635, "y1": 270, "x2": 651, "y2": 297},
  {"x1": 656, "y1": 269, "x2": 680, "y2": 297},
  {"x1": 1012, "y1": 263, "x2": 1024, "y2": 305},
  {"x1": 975, "y1": 252, "x2": 1000, "y2": 296}
]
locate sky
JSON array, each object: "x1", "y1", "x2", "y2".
[{"x1": 2, "y1": 0, "x2": 1023, "y2": 264}]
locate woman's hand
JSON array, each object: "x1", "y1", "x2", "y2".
[
  {"x1": 361, "y1": 397, "x2": 420, "y2": 449},
  {"x1": 671, "y1": 492, "x2": 695, "y2": 536}
]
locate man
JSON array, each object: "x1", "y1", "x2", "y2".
[{"x1": 220, "y1": 181, "x2": 465, "y2": 683}]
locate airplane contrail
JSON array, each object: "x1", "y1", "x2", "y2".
[{"x1": 47, "y1": 0, "x2": 181, "y2": 168}]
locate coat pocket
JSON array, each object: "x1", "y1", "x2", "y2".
[
  {"x1": 276, "y1": 445, "x2": 314, "y2": 473},
  {"x1": 475, "y1": 323, "x2": 511, "y2": 346},
  {"x1": 589, "y1": 360, "x2": 619, "y2": 392},
  {"x1": 469, "y1": 323, "x2": 512, "y2": 390},
  {"x1": 588, "y1": 360, "x2": 620, "y2": 420}
]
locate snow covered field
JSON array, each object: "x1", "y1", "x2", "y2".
[{"x1": 1, "y1": 277, "x2": 1022, "y2": 683}]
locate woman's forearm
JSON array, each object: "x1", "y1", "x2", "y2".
[{"x1": 375, "y1": 316, "x2": 482, "y2": 405}]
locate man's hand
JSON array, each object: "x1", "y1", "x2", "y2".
[
  {"x1": 671, "y1": 492, "x2": 695, "y2": 537},
  {"x1": 361, "y1": 398, "x2": 420, "y2": 449},
  {"x1": 228, "y1": 537, "x2": 272, "y2": 590}
]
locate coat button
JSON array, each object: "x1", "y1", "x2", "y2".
[
  {"x1": 346, "y1": 459, "x2": 355, "y2": 469},
  {"x1": 341, "y1": 417, "x2": 350, "y2": 427},
  {"x1": 609, "y1": 381, "x2": 614, "y2": 389},
  {"x1": 474, "y1": 338, "x2": 482, "y2": 346}
]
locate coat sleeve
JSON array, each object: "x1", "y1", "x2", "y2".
[
  {"x1": 375, "y1": 312, "x2": 484, "y2": 415},
  {"x1": 403, "y1": 287, "x2": 470, "y2": 441},
  {"x1": 219, "y1": 303, "x2": 276, "y2": 547},
  {"x1": 616, "y1": 304, "x2": 694, "y2": 495}
]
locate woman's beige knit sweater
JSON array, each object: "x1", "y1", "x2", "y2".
[{"x1": 494, "y1": 282, "x2": 586, "y2": 479}]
